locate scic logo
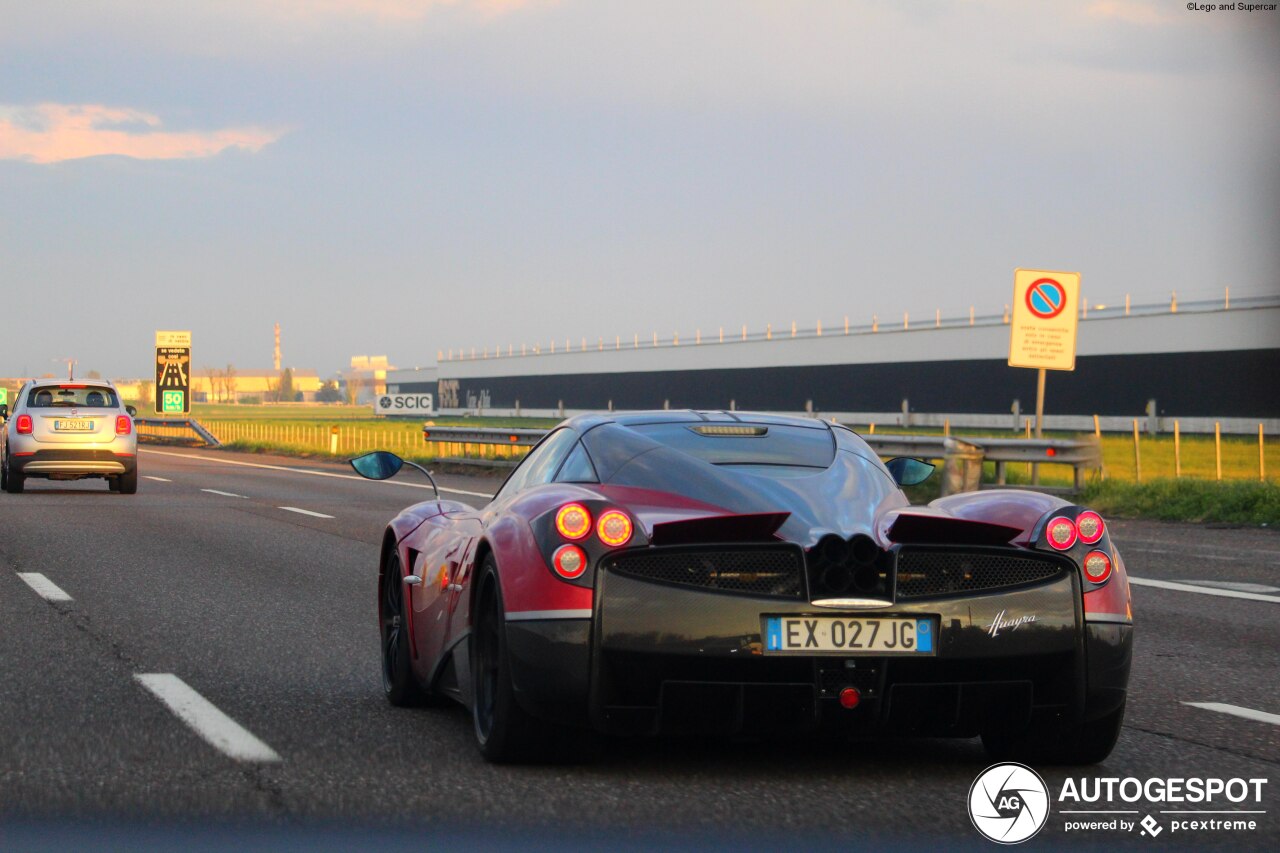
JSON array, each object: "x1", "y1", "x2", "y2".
[{"x1": 969, "y1": 763, "x2": 1051, "y2": 844}]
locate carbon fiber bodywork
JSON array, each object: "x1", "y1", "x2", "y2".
[{"x1": 504, "y1": 543, "x2": 1130, "y2": 739}]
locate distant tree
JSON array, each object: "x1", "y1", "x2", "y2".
[
  {"x1": 224, "y1": 364, "x2": 238, "y2": 403},
  {"x1": 86, "y1": 369, "x2": 102, "y2": 379},
  {"x1": 272, "y1": 367, "x2": 295, "y2": 403},
  {"x1": 343, "y1": 376, "x2": 365, "y2": 406},
  {"x1": 137, "y1": 381, "x2": 153, "y2": 406},
  {"x1": 316, "y1": 379, "x2": 342, "y2": 403}
]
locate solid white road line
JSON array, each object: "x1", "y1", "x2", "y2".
[
  {"x1": 1129, "y1": 576, "x2": 1280, "y2": 604},
  {"x1": 200, "y1": 488, "x2": 247, "y2": 498},
  {"x1": 1182, "y1": 702, "x2": 1280, "y2": 727},
  {"x1": 1179, "y1": 580, "x2": 1280, "y2": 594},
  {"x1": 139, "y1": 448, "x2": 492, "y2": 498},
  {"x1": 17, "y1": 572, "x2": 73, "y2": 602},
  {"x1": 278, "y1": 506, "x2": 335, "y2": 519},
  {"x1": 133, "y1": 673, "x2": 281, "y2": 763},
  {"x1": 143, "y1": 476, "x2": 172, "y2": 482}
]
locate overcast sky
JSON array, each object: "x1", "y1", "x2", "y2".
[{"x1": 2, "y1": 0, "x2": 1276, "y2": 378}]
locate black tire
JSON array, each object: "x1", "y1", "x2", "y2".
[
  {"x1": 470, "y1": 556, "x2": 550, "y2": 763},
  {"x1": 108, "y1": 476, "x2": 121, "y2": 492},
  {"x1": 3, "y1": 454, "x2": 23, "y2": 494},
  {"x1": 118, "y1": 469, "x2": 138, "y2": 495},
  {"x1": 982, "y1": 702, "x2": 1125, "y2": 765},
  {"x1": 380, "y1": 549, "x2": 427, "y2": 707}
]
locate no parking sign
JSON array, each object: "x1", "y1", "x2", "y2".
[{"x1": 1009, "y1": 269, "x2": 1080, "y2": 371}]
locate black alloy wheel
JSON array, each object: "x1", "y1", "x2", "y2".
[
  {"x1": 470, "y1": 556, "x2": 547, "y2": 763},
  {"x1": 380, "y1": 549, "x2": 425, "y2": 706}
]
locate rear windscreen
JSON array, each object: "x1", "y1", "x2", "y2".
[
  {"x1": 629, "y1": 423, "x2": 835, "y2": 468},
  {"x1": 26, "y1": 385, "x2": 119, "y2": 408}
]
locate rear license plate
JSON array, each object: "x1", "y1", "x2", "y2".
[
  {"x1": 763, "y1": 616, "x2": 934, "y2": 655},
  {"x1": 53, "y1": 419, "x2": 93, "y2": 431}
]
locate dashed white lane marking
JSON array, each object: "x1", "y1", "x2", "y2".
[
  {"x1": 143, "y1": 476, "x2": 172, "y2": 482},
  {"x1": 134, "y1": 674, "x2": 281, "y2": 763},
  {"x1": 1183, "y1": 702, "x2": 1280, "y2": 727},
  {"x1": 200, "y1": 488, "x2": 247, "y2": 498},
  {"x1": 278, "y1": 506, "x2": 335, "y2": 519},
  {"x1": 17, "y1": 572, "x2": 73, "y2": 602},
  {"x1": 139, "y1": 448, "x2": 492, "y2": 498},
  {"x1": 1179, "y1": 580, "x2": 1280, "y2": 594},
  {"x1": 1129, "y1": 576, "x2": 1280, "y2": 604}
]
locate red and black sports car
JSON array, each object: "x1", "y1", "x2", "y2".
[{"x1": 352, "y1": 411, "x2": 1132, "y2": 763}]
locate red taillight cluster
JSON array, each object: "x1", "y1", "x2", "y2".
[
  {"x1": 15, "y1": 414, "x2": 33, "y2": 435},
  {"x1": 1083, "y1": 550, "x2": 1113, "y2": 584},
  {"x1": 116, "y1": 415, "x2": 133, "y2": 436},
  {"x1": 549, "y1": 502, "x2": 633, "y2": 579},
  {"x1": 555, "y1": 503, "x2": 592, "y2": 540},
  {"x1": 1075, "y1": 511, "x2": 1104, "y2": 544},
  {"x1": 1045, "y1": 516, "x2": 1078, "y2": 550}
]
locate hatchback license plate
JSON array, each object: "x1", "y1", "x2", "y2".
[
  {"x1": 763, "y1": 616, "x2": 934, "y2": 655},
  {"x1": 53, "y1": 419, "x2": 93, "y2": 431}
]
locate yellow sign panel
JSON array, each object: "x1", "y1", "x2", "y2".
[
  {"x1": 1008, "y1": 269, "x2": 1080, "y2": 371},
  {"x1": 155, "y1": 330, "x2": 192, "y2": 347}
]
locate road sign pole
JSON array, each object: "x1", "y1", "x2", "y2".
[{"x1": 1032, "y1": 367, "x2": 1046, "y2": 485}]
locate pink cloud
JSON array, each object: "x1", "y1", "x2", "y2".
[{"x1": 0, "y1": 104, "x2": 284, "y2": 165}]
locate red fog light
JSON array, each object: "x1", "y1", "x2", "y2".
[
  {"x1": 1076, "y1": 511, "x2": 1105, "y2": 544},
  {"x1": 15, "y1": 414, "x2": 33, "y2": 435},
  {"x1": 552, "y1": 544, "x2": 588, "y2": 579},
  {"x1": 1083, "y1": 550, "x2": 1113, "y2": 584},
  {"x1": 838, "y1": 687, "x2": 861, "y2": 710},
  {"x1": 596, "y1": 510, "x2": 633, "y2": 547},
  {"x1": 555, "y1": 503, "x2": 592, "y2": 540},
  {"x1": 115, "y1": 415, "x2": 132, "y2": 435},
  {"x1": 1046, "y1": 516, "x2": 1077, "y2": 550}
]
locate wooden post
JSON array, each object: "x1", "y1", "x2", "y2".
[
  {"x1": 869, "y1": 423, "x2": 875, "y2": 435},
  {"x1": 1261, "y1": 423, "x2": 1266, "y2": 482},
  {"x1": 944, "y1": 418, "x2": 950, "y2": 437},
  {"x1": 1174, "y1": 420, "x2": 1181, "y2": 478},
  {"x1": 1093, "y1": 414, "x2": 1105, "y2": 480},
  {"x1": 1132, "y1": 420, "x2": 1141, "y2": 483},
  {"x1": 1215, "y1": 422, "x2": 1222, "y2": 481},
  {"x1": 1093, "y1": 414, "x2": 1101, "y2": 439}
]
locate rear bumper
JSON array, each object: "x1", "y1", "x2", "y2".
[
  {"x1": 507, "y1": 550, "x2": 1132, "y2": 737},
  {"x1": 9, "y1": 448, "x2": 136, "y2": 476}
]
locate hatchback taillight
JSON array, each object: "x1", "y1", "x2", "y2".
[
  {"x1": 15, "y1": 414, "x2": 33, "y2": 434},
  {"x1": 116, "y1": 415, "x2": 132, "y2": 436}
]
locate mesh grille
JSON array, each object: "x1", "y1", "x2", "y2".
[
  {"x1": 896, "y1": 549, "x2": 1066, "y2": 599},
  {"x1": 604, "y1": 547, "x2": 804, "y2": 598}
]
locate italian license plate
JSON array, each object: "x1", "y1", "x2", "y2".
[
  {"x1": 763, "y1": 616, "x2": 935, "y2": 655},
  {"x1": 53, "y1": 419, "x2": 93, "y2": 431}
]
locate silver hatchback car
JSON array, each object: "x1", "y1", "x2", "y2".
[{"x1": 1, "y1": 379, "x2": 139, "y2": 494}]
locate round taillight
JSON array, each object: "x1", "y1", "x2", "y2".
[
  {"x1": 596, "y1": 510, "x2": 633, "y2": 547},
  {"x1": 555, "y1": 503, "x2": 592, "y2": 540},
  {"x1": 115, "y1": 415, "x2": 132, "y2": 436},
  {"x1": 1076, "y1": 511, "x2": 1105, "y2": 545},
  {"x1": 1083, "y1": 550, "x2": 1112, "y2": 584},
  {"x1": 552, "y1": 544, "x2": 587, "y2": 579},
  {"x1": 15, "y1": 414, "x2": 33, "y2": 435},
  {"x1": 1046, "y1": 516, "x2": 1077, "y2": 550},
  {"x1": 838, "y1": 686, "x2": 861, "y2": 710}
]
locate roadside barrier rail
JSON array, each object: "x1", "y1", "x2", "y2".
[
  {"x1": 417, "y1": 426, "x2": 1102, "y2": 493},
  {"x1": 133, "y1": 417, "x2": 222, "y2": 448}
]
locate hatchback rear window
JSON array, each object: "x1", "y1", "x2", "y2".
[
  {"x1": 629, "y1": 422, "x2": 835, "y2": 468},
  {"x1": 27, "y1": 385, "x2": 118, "y2": 408}
]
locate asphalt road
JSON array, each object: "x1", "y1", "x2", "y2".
[{"x1": 2, "y1": 446, "x2": 1277, "y2": 850}]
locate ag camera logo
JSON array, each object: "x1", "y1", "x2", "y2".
[{"x1": 969, "y1": 763, "x2": 1051, "y2": 844}]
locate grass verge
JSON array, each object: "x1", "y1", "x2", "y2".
[{"x1": 1082, "y1": 478, "x2": 1279, "y2": 526}]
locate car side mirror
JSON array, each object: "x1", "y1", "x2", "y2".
[
  {"x1": 350, "y1": 450, "x2": 405, "y2": 481},
  {"x1": 126, "y1": 405, "x2": 137, "y2": 417},
  {"x1": 885, "y1": 457, "x2": 935, "y2": 487}
]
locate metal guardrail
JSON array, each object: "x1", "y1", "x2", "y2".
[
  {"x1": 133, "y1": 417, "x2": 222, "y2": 448},
  {"x1": 418, "y1": 425, "x2": 1102, "y2": 492}
]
